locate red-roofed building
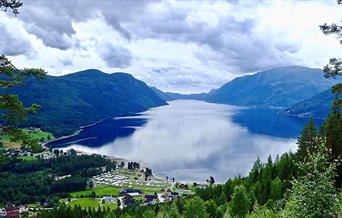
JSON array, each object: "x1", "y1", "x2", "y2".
[{"x1": 5, "y1": 208, "x2": 19, "y2": 218}]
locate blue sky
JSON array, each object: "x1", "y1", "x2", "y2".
[{"x1": 0, "y1": 0, "x2": 341, "y2": 93}]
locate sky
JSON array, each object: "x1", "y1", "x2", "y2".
[{"x1": 0, "y1": 0, "x2": 341, "y2": 93}]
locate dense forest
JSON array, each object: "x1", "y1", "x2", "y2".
[{"x1": 0, "y1": 153, "x2": 114, "y2": 205}]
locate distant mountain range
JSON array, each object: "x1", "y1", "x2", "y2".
[
  {"x1": 152, "y1": 66, "x2": 339, "y2": 119},
  {"x1": 5, "y1": 66, "x2": 339, "y2": 136},
  {"x1": 205, "y1": 66, "x2": 338, "y2": 108},
  {"x1": 5, "y1": 69, "x2": 167, "y2": 137},
  {"x1": 150, "y1": 87, "x2": 208, "y2": 101}
]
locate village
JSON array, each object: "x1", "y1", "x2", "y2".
[
  {"x1": 0, "y1": 145, "x2": 195, "y2": 218},
  {"x1": 64, "y1": 155, "x2": 194, "y2": 210}
]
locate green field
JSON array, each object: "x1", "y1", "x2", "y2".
[
  {"x1": 70, "y1": 185, "x2": 120, "y2": 198},
  {"x1": 102, "y1": 203, "x2": 117, "y2": 210},
  {"x1": 22, "y1": 129, "x2": 55, "y2": 141},
  {"x1": 131, "y1": 185, "x2": 163, "y2": 194},
  {"x1": 17, "y1": 156, "x2": 38, "y2": 161},
  {"x1": 70, "y1": 184, "x2": 164, "y2": 198},
  {"x1": 69, "y1": 199, "x2": 100, "y2": 208},
  {"x1": 69, "y1": 198, "x2": 117, "y2": 210},
  {"x1": 0, "y1": 128, "x2": 54, "y2": 149}
]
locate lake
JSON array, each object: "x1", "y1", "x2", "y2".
[{"x1": 48, "y1": 100, "x2": 319, "y2": 183}]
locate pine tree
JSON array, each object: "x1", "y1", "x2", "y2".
[
  {"x1": 157, "y1": 204, "x2": 180, "y2": 218},
  {"x1": 228, "y1": 185, "x2": 250, "y2": 218},
  {"x1": 183, "y1": 196, "x2": 209, "y2": 218},
  {"x1": 269, "y1": 177, "x2": 282, "y2": 201},
  {"x1": 247, "y1": 204, "x2": 277, "y2": 218},
  {"x1": 296, "y1": 118, "x2": 318, "y2": 161},
  {"x1": 143, "y1": 210, "x2": 155, "y2": 218},
  {"x1": 248, "y1": 157, "x2": 262, "y2": 184},
  {"x1": 321, "y1": 112, "x2": 342, "y2": 187},
  {"x1": 205, "y1": 199, "x2": 218, "y2": 218},
  {"x1": 319, "y1": 0, "x2": 342, "y2": 188}
]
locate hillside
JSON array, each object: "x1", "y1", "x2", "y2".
[
  {"x1": 206, "y1": 66, "x2": 338, "y2": 108},
  {"x1": 151, "y1": 87, "x2": 208, "y2": 101},
  {"x1": 5, "y1": 69, "x2": 167, "y2": 137},
  {"x1": 283, "y1": 89, "x2": 334, "y2": 119},
  {"x1": 150, "y1": 87, "x2": 175, "y2": 101}
]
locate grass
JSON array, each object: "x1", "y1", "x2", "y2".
[
  {"x1": 0, "y1": 128, "x2": 54, "y2": 149},
  {"x1": 22, "y1": 128, "x2": 55, "y2": 141},
  {"x1": 131, "y1": 185, "x2": 164, "y2": 194},
  {"x1": 70, "y1": 184, "x2": 165, "y2": 198},
  {"x1": 102, "y1": 203, "x2": 117, "y2": 210},
  {"x1": 70, "y1": 185, "x2": 120, "y2": 198},
  {"x1": 17, "y1": 156, "x2": 38, "y2": 161},
  {"x1": 69, "y1": 198, "x2": 117, "y2": 210},
  {"x1": 27, "y1": 203, "x2": 40, "y2": 209},
  {"x1": 69, "y1": 199, "x2": 100, "y2": 209}
]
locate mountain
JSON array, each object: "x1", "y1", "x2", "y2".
[
  {"x1": 150, "y1": 87, "x2": 175, "y2": 101},
  {"x1": 6, "y1": 69, "x2": 167, "y2": 137},
  {"x1": 283, "y1": 89, "x2": 333, "y2": 119},
  {"x1": 151, "y1": 87, "x2": 208, "y2": 101},
  {"x1": 206, "y1": 66, "x2": 339, "y2": 108}
]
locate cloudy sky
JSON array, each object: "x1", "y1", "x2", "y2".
[{"x1": 1, "y1": 0, "x2": 341, "y2": 93}]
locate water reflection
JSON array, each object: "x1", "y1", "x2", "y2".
[
  {"x1": 48, "y1": 118, "x2": 147, "y2": 147},
  {"x1": 231, "y1": 108, "x2": 322, "y2": 138},
  {"x1": 54, "y1": 100, "x2": 309, "y2": 182}
]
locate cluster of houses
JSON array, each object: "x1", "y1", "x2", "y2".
[
  {"x1": 91, "y1": 171, "x2": 128, "y2": 186},
  {"x1": 33, "y1": 150, "x2": 56, "y2": 160},
  {"x1": 3, "y1": 148, "x2": 32, "y2": 159},
  {"x1": 0, "y1": 205, "x2": 28, "y2": 218},
  {"x1": 90, "y1": 169, "x2": 170, "y2": 190},
  {"x1": 11, "y1": 147, "x2": 83, "y2": 161},
  {"x1": 100, "y1": 188, "x2": 180, "y2": 208},
  {"x1": 3, "y1": 147, "x2": 57, "y2": 160}
]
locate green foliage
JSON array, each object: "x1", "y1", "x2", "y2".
[
  {"x1": 3, "y1": 70, "x2": 166, "y2": 137},
  {"x1": 183, "y1": 196, "x2": 208, "y2": 218},
  {"x1": 282, "y1": 143, "x2": 340, "y2": 218},
  {"x1": 228, "y1": 185, "x2": 250, "y2": 218},
  {"x1": 157, "y1": 204, "x2": 180, "y2": 218},
  {"x1": 321, "y1": 112, "x2": 342, "y2": 187},
  {"x1": 247, "y1": 205, "x2": 277, "y2": 218},
  {"x1": 70, "y1": 185, "x2": 119, "y2": 198},
  {"x1": 320, "y1": 7, "x2": 342, "y2": 110},
  {"x1": 205, "y1": 199, "x2": 218, "y2": 218},
  {"x1": 142, "y1": 210, "x2": 155, "y2": 218},
  {"x1": 195, "y1": 152, "x2": 296, "y2": 214},
  {"x1": 0, "y1": 171, "x2": 52, "y2": 205},
  {"x1": 0, "y1": 154, "x2": 112, "y2": 205},
  {"x1": 0, "y1": 55, "x2": 47, "y2": 151},
  {"x1": 38, "y1": 203, "x2": 117, "y2": 218},
  {"x1": 269, "y1": 177, "x2": 282, "y2": 201},
  {"x1": 51, "y1": 176, "x2": 87, "y2": 193},
  {"x1": 296, "y1": 118, "x2": 318, "y2": 161}
]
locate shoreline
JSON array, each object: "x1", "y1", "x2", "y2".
[
  {"x1": 44, "y1": 117, "x2": 112, "y2": 147},
  {"x1": 279, "y1": 111, "x2": 326, "y2": 120},
  {"x1": 43, "y1": 106, "x2": 161, "y2": 147},
  {"x1": 45, "y1": 102, "x2": 169, "y2": 147}
]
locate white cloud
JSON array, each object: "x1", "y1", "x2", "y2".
[{"x1": 1, "y1": 0, "x2": 341, "y2": 93}]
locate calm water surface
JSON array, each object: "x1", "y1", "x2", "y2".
[{"x1": 49, "y1": 100, "x2": 317, "y2": 182}]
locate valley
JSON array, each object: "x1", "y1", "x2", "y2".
[{"x1": 47, "y1": 100, "x2": 315, "y2": 182}]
